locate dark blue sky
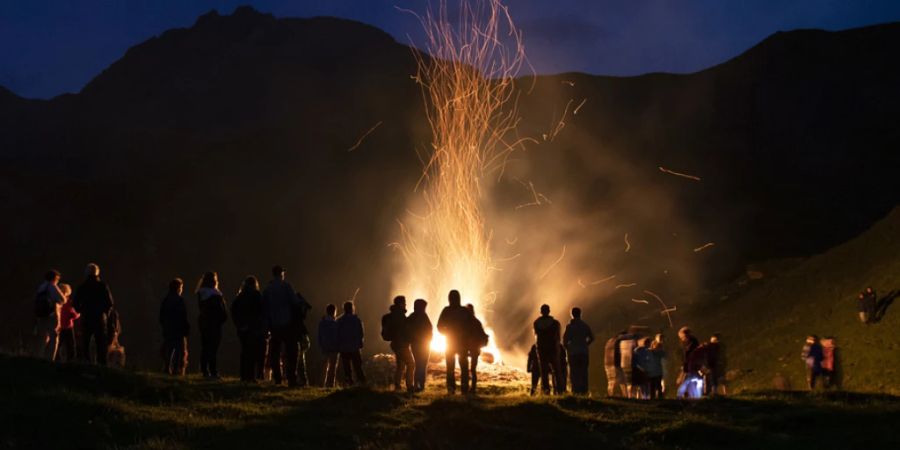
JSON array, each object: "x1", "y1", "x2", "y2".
[{"x1": 2, "y1": 0, "x2": 900, "y2": 99}]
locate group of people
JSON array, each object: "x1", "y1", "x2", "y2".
[
  {"x1": 801, "y1": 335, "x2": 839, "y2": 390},
  {"x1": 603, "y1": 326, "x2": 724, "y2": 400},
  {"x1": 526, "y1": 305, "x2": 595, "y2": 395},
  {"x1": 856, "y1": 286, "x2": 878, "y2": 324},
  {"x1": 32, "y1": 264, "x2": 123, "y2": 366}
]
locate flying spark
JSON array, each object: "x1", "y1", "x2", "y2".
[
  {"x1": 659, "y1": 166, "x2": 702, "y2": 181},
  {"x1": 539, "y1": 245, "x2": 567, "y2": 280},
  {"x1": 693, "y1": 242, "x2": 715, "y2": 252},
  {"x1": 346, "y1": 121, "x2": 383, "y2": 152}
]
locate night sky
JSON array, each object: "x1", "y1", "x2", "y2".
[{"x1": 2, "y1": 0, "x2": 900, "y2": 99}]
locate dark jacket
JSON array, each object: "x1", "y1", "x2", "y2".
[
  {"x1": 802, "y1": 342, "x2": 824, "y2": 371},
  {"x1": 197, "y1": 287, "x2": 227, "y2": 333},
  {"x1": 262, "y1": 279, "x2": 298, "y2": 331},
  {"x1": 706, "y1": 342, "x2": 721, "y2": 371},
  {"x1": 318, "y1": 316, "x2": 339, "y2": 353},
  {"x1": 336, "y1": 313, "x2": 364, "y2": 352},
  {"x1": 291, "y1": 294, "x2": 313, "y2": 336},
  {"x1": 159, "y1": 293, "x2": 190, "y2": 340},
  {"x1": 634, "y1": 346, "x2": 663, "y2": 378},
  {"x1": 527, "y1": 345, "x2": 538, "y2": 373},
  {"x1": 73, "y1": 277, "x2": 114, "y2": 326},
  {"x1": 466, "y1": 316, "x2": 489, "y2": 352},
  {"x1": 680, "y1": 334, "x2": 700, "y2": 371},
  {"x1": 862, "y1": 291, "x2": 877, "y2": 313},
  {"x1": 231, "y1": 290, "x2": 264, "y2": 335},
  {"x1": 533, "y1": 315, "x2": 561, "y2": 352},
  {"x1": 686, "y1": 343, "x2": 709, "y2": 374},
  {"x1": 406, "y1": 310, "x2": 433, "y2": 349},
  {"x1": 437, "y1": 304, "x2": 471, "y2": 349},
  {"x1": 381, "y1": 304, "x2": 409, "y2": 344},
  {"x1": 563, "y1": 318, "x2": 595, "y2": 356}
]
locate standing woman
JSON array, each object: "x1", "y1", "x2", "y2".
[
  {"x1": 231, "y1": 276, "x2": 265, "y2": 382},
  {"x1": 196, "y1": 272, "x2": 228, "y2": 379}
]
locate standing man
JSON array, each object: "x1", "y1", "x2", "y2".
[
  {"x1": 73, "y1": 263, "x2": 114, "y2": 366},
  {"x1": 317, "y1": 304, "x2": 339, "y2": 388},
  {"x1": 336, "y1": 301, "x2": 366, "y2": 386},
  {"x1": 262, "y1": 265, "x2": 301, "y2": 386},
  {"x1": 406, "y1": 299, "x2": 433, "y2": 392},
  {"x1": 34, "y1": 270, "x2": 65, "y2": 360},
  {"x1": 563, "y1": 307, "x2": 595, "y2": 395},
  {"x1": 381, "y1": 296, "x2": 414, "y2": 392},
  {"x1": 437, "y1": 290, "x2": 471, "y2": 394},
  {"x1": 533, "y1": 304, "x2": 562, "y2": 395}
]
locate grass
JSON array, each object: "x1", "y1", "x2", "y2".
[{"x1": 2, "y1": 355, "x2": 900, "y2": 449}]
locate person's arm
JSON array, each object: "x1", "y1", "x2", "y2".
[
  {"x1": 104, "y1": 284, "x2": 115, "y2": 314},
  {"x1": 586, "y1": 325, "x2": 595, "y2": 346},
  {"x1": 358, "y1": 319, "x2": 365, "y2": 348}
]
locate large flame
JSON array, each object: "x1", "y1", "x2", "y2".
[{"x1": 394, "y1": 0, "x2": 528, "y2": 364}]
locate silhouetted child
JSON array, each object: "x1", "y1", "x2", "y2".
[
  {"x1": 56, "y1": 283, "x2": 79, "y2": 362},
  {"x1": 527, "y1": 344, "x2": 539, "y2": 395}
]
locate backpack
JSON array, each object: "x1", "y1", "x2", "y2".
[
  {"x1": 34, "y1": 287, "x2": 52, "y2": 318},
  {"x1": 381, "y1": 313, "x2": 396, "y2": 342}
]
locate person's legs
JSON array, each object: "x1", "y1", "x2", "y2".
[
  {"x1": 402, "y1": 346, "x2": 415, "y2": 392},
  {"x1": 459, "y1": 351, "x2": 470, "y2": 394},
  {"x1": 445, "y1": 351, "x2": 457, "y2": 394},
  {"x1": 411, "y1": 345, "x2": 429, "y2": 391},
  {"x1": 269, "y1": 333, "x2": 285, "y2": 384},
  {"x1": 391, "y1": 344, "x2": 403, "y2": 390},
  {"x1": 351, "y1": 350, "x2": 366, "y2": 384},
  {"x1": 283, "y1": 334, "x2": 299, "y2": 386},
  {"x1": 570, "y1": 354, "x2": 587, "y2": 394},
  {"x1": 340, "y1": 352, "x2": 353, "y2": 385},
  {"x1": 604, "y1": 365, "x2": 617, "y2": 396},
  {"x1": 323, "y1": 352, "x2": 338, "y2": 387},
  {"x1": 59, "y1": 329, "x2": 76, "y2": 362},
  {"x1": 93, "y1": 326, "x2": 108, "y2": 366},
  {"x1": 531, "y1": 370, "x2": 540, "y2": 395},
  {"x1": 296, "y1": 348, "x2": 308, "y2": 387},
  {"x1": 539, "y1": 356, "x2": 552, "y2": 394},
  {"x1": 468, "y1": 351, "x2": 479, "y2": 393},
  {"x1": 162, "y1": 338, "x2": 176, "y2": 374},
  {"x1": 81, "y1": 325, "x2": 94, "y2": 363}
]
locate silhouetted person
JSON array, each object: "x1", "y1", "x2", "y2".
[
  {"x1": 337, "y1": 301, "x2": 366, "y2": 385},
  {"x1": 678, "y1": 341, "x2": 709, "y2": 399},
  {"x1": 437, "y1": 290, "x2": 472, "y2": 394},
  {"x1": 563, "y1": 307, "x2": 595, "y2": 394},
  {"x1": 263, "y1": 266, "x2": 301, "y2": 386},
  {"x1": 34, "y1": 270, "x2": 65, "y2": 360},
  {"x1": 527, "y1": 344, "x2": 540, "y2": 395},
  {"x1": 197, "y1": 271, "x2": 227, "y2": 378},
  {"x1": 56, "y1": 283, "x2": 78, "y2": 362},
  {"x1": 159, "y1": 278, "x2": 189, "y2": 375},
  {"x1": 862, "y1": 287, "x2": 877, "y2": 324},
  {"x1": 821, "y1": 336, "x2": 837, "y2": 389},
  {"x1": 293, "y1": 292, "x2": 313, "y2": 387},
  {"x1": 465, "y1": 304, "x2": 489, "y2": 394},
  {"x1": 382, "y1": 296, "x2": 414, "y2": 392},
  {"x1": 604, "y1": 331, "x2": 627, "y2": 397},
  {"x1": 632, "y1": 337, "x2": 655, "y2": 399},
  {"x1": 406, "y1": 299, "x2": 432, "y2": 392},
  {"x1": 318, "y1": 304, "x2": 340, "y2": 387},
  {"x1": 677, "y1": 326, "x2": 699, "y2": 388},
  {"x1": 801, "y1": 335, "x2": 824, "y2": 390},
  {"x1": 652, "y1": 334, "x2": 669, "y2": 397},
  {"x1": 533, "y1": 304, "x2": 562, "y2": 395},
  {"x1": 705, "y1": 334, "x2": 724, "y2": 396},
  {"x1": 73, "y1": 263, "x2": 114, "y2": 365},
  {"x1": 618, "y1": 326, "x2": 644, "y2": 398},
  {"x1": 232, "y1": 276, "x2": 265, "y2": 382}
]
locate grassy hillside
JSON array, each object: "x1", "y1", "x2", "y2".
[
  {"x1": 687, "y1": 207, "x2": 900, "y2": 394},
  {"x1": 1, "y1": 355, "x2": 899, "y2": 450}
]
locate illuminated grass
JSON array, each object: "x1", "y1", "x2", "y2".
[{"x1": 2, "y1": 355, "x2": 899, "y2": 449}]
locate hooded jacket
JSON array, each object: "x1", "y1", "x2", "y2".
[
  {"x1": 197, "y1": 287, "x2": 227, "y2": 332},
  {"x1": 437, "y1": 304, "x2": 471, "y2": 349},
  {"x1": 231, "y1": 289, "x2": 264, "y2": 335},
  {"x1": 381, "y1": 304, "x2": 409, "y2": 344},
  {"x1": 405, "y1": 310, "x2": 433, "y2": 348},
  {"x1": 262, "y1": 279, "x2": 299, "y2": 331}
]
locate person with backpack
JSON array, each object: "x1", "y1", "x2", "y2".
[
  {"x1": 801, "y1": 335, "x2": 825, "y2": 390},
  {"x1": 405, "y1": 298, "x2": 433, "y2": 392},
  {"x1": 55, "y1": 283, "x2": 79, "y2": 362},
  {"x1": 262, "y1": 266, "x2": 301, "y2": 386},
  {"x1": 465, "y1": 304, "x2": 489, "y2": 394},
  {"x1": 73, "y1": 263, "x2": 114, "y2": 365},
  {"x1": 533, "y1": 304, "x2": 562, "y2": 395},
  {"x1": 382, "y1": 296, "x2": 414, "y2": 392},
  {"x1": 196, "y1": 271, "x2": 227, "y2": 379},
  {"x1": 604, "y1": 331, "x2": 626, "y2": 397},
  {"x1": 232, "y1": 276, "x2": 265, "y2": 383},
  {"x1": 160, "y1": 278, "x2": 190, "y2": 376},
  {"x1": 437, "y1": 290, "x2": 473, "y2": 395},
  {"x1": 318, "y1": 304, "x2": 340, "y2": 388},
  {"x1": 336, "y1": 301, "x2": 366, "y2": 386},
  {"x1": 563, "y1": 307, "x2": 595, "y2": 394},
  {"x1": 34, "y1": 270, "x2": 66, "y2": 360}
]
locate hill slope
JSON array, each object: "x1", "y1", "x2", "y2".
[{"x1": 689, "y1": 207, "x2": 900, "y2": 393}]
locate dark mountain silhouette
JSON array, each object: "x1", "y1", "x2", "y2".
[{"x1": 0, "y1": 7, "x2": 897, "y2": 368}]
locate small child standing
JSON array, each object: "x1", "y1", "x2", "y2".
[
  {"x1": 527, "y1": 344, "x2": 539, "y2": 395},
  {"x1": 56, "y1": 283, "x2": 79, "y2": 362}
]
